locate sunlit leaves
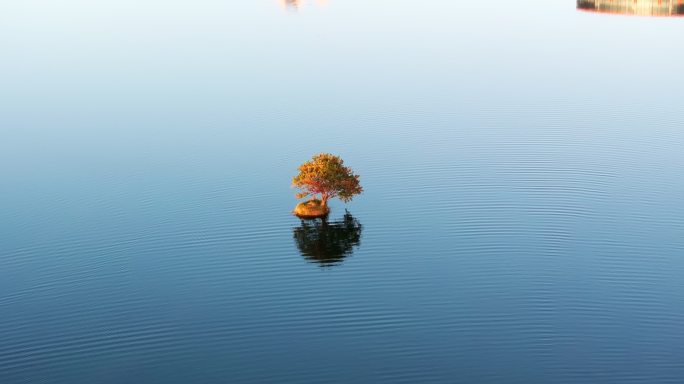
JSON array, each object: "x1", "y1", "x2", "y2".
[{"x1": 292, "y1": 153, "x2": 363, "y2": 205}]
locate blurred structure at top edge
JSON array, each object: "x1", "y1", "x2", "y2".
[{"x1": 578, "y1": 0, "x2": 684, "y2": 16}]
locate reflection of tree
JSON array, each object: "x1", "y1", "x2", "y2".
[{"x1": 293, "y1": 211, "x2": 363, "y2": 267}]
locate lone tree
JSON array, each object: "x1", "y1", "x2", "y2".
[{"x1": 292, "y1": 153, "x2": 362, "y2": 214}]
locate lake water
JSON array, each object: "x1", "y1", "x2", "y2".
[{"x1": 2, "y1": 1, "x2": 684, "y2": 383}]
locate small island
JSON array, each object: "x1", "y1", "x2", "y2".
[
  {"x1": 292, "y1": 153, "x2": 363, "y2": 218},
  {"x1": 293, "y1": 199, "x2": 330, "y2": 218}
]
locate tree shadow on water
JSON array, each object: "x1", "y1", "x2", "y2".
[{"x1": 293, "y1": 211, "x2": 363, "y2": 267}]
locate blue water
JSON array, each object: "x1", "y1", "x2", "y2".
[{"x1": 2, "y1": 1, "x2": 684, "y2": 383}]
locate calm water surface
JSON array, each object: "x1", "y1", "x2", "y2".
[{"x1": 2, "y1": 1, "x2": 684, "y2": 383}]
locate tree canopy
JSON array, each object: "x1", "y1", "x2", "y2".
[{"x1": 292, "y1": 153, "x2": 363, "y2": 207}]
